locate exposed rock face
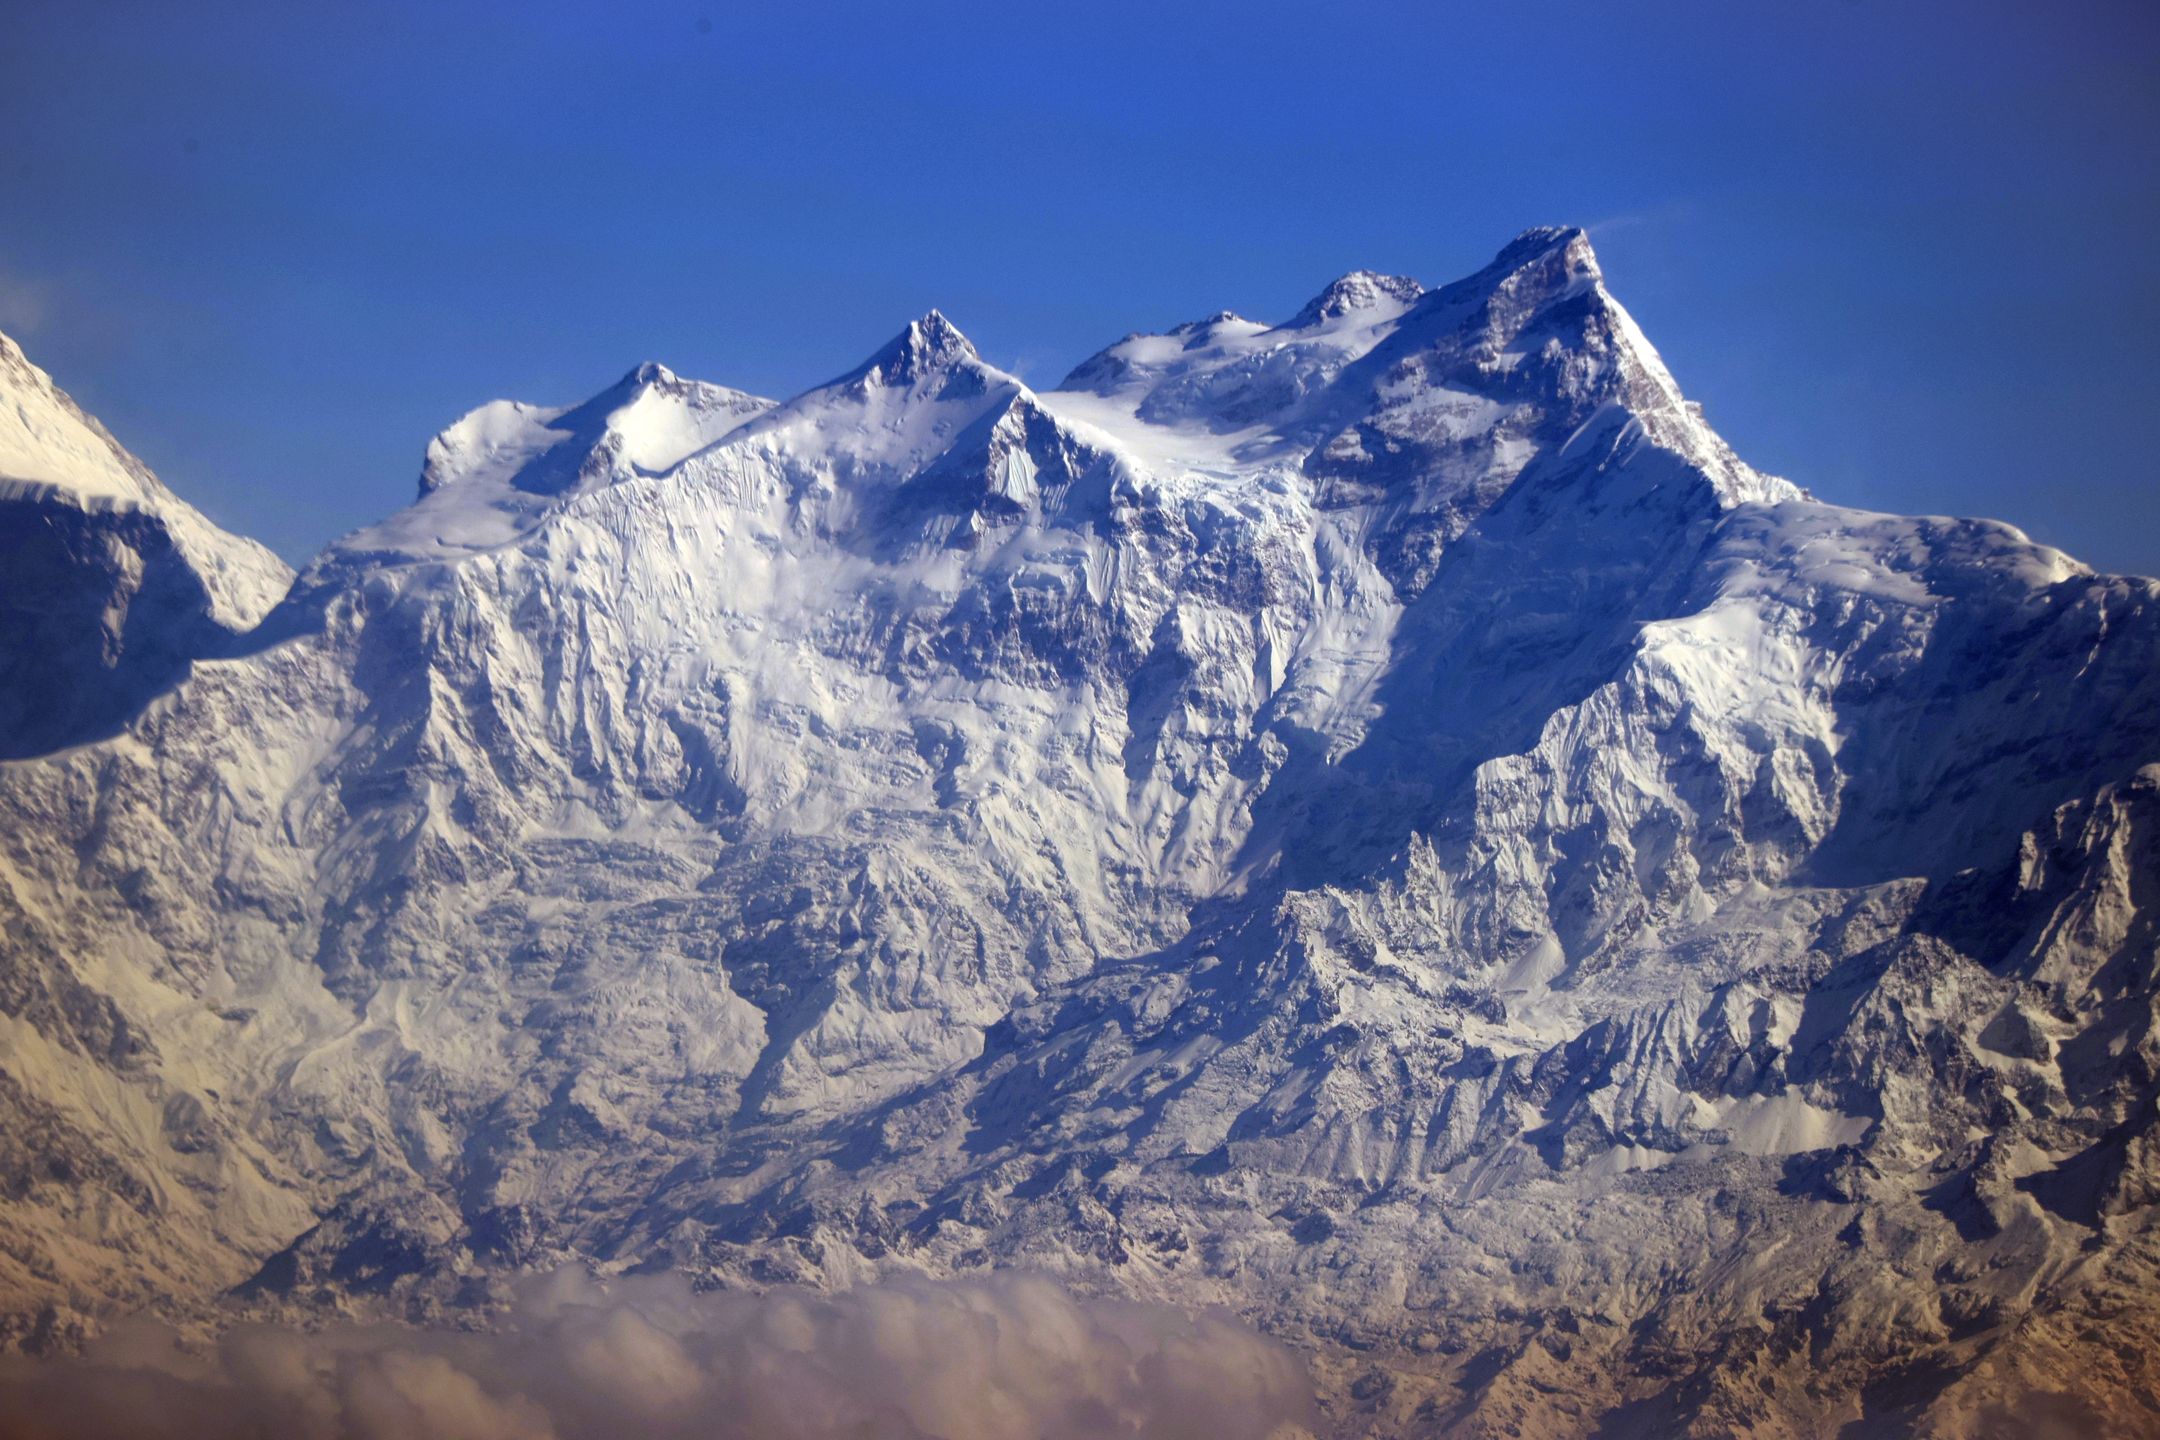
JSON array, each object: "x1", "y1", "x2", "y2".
[{"x1": 2, "y1": 229, "x2": 2157, "y2": 1436}]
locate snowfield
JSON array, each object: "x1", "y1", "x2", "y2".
[{"x1": 1, "y1": 227, "x2": 2158, "y2": 1437}]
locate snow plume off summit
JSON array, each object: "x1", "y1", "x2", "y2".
[{"x1": 1, "y1": 229, "x2": 2158, "y2": 1438}]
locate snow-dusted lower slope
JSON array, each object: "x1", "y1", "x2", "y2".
[{"x1": 2, "y1": 229, "x2": 2158, "y2": 1437}]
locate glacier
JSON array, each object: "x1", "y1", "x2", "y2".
[{"x1": 0, "y1": 226, "x2": 2156, "y2": 1437}]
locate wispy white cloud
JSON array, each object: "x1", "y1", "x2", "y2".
[
  {"x1": 0, "y1": 269, "x2": 54, "y2": 338},
  {"x1": 0, "y1": 1271, "x2": 1318, "y2": 1440},
  {"x1": 1581, "y1": 200, "x2": 1702, "y2": 241}
]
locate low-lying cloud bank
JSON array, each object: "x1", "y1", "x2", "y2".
[{"x1": 0, "y1": 1273, "x2": 1317, "y2": 1440}]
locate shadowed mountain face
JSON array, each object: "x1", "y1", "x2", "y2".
[
  {"x1": 0, "y1": 498, "x2": 222, "y2": 760},
  {"x1": 2, "y1": 230, "x2": 2158, "y2": 1438},
  {"x1": 0, "y1": 334, "x2": 290, "y2": 759}
]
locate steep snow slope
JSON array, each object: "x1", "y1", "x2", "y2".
[
  {"x1": 0, "y1": 333, "x2": 291, "y2": 758},
  {"x1": 1, "y1": 229, "x2": 2157, "y2": 1437}
]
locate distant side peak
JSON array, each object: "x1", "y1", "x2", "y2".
[
  {"x1": 604, "y1": 361, "x2": 762, "y2": 409},
  {"x1": 1287, "y1": 270, "x2": 1426, "y2": 328},
  {"x1": 1169, "y1": 310, "x2": 1253, "y2": 336}
]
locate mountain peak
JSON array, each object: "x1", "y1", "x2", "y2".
[
  {"x1": 1403, "y1": 223, "x2": 1609, "y2": 352},
  {"x1": 621, "y1": 360, "x2": 679, "y2": 390},
  {"x1": 1473, "y1": 225, "x2": 1601, "y2": 297},
  {"x1": 850, "y1": 309, "x2": 983, "y2": 389},
  {"x1": 914, "y1": 307, "x2": 969, "y2": 350},
  {"x1": 0, "y1": 324, "x2": 161, "y2": 510},
  {"x1": 1493, "y1": 223, "x2": 1592, "y2": 265},
  {"x1": 1286, "y1": 270, "x2": 1426, "y2": 329}
]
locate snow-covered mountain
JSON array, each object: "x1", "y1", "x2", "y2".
[{"x1": 2, "y1": 227, "x2": 2157, "y2": 1437}]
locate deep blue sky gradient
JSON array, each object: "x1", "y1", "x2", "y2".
[{"x1": 3, "y1": 1, "x2": 2155, "y2": 573}]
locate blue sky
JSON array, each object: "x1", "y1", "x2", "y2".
[{"x1": 4, "y1": 0, "x2": 2155, "y2": 574}]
